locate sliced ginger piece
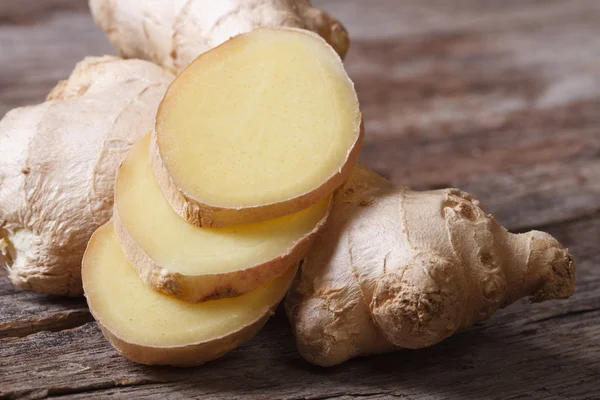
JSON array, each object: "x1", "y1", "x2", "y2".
[
  {"x1": 154, "y1": 27, "x2": 362, "y2": 227},
  {"x1": 83, "y1": 223, "x2": 297, "y2": 367},
  {"x1": 114, "y1": 133, "x2": 330, "y2": 302}
]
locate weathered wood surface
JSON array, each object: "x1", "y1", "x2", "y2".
[{"x1": 0, "y1": 0, "x2": 599, "y2": 399}]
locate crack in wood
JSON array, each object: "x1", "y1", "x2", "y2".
[
  {"x1": 525, "y1": 307, "x2": 600, "y2": 326},
  {"x1": 298, "y1": 392, "x2": 406, "y2": 400},
  {"x1": 3, "y1": 378, "x2": 161, "y2": 400},
  {"x1": 0, "y1": 309, "x2": 93, "y2": 339}
]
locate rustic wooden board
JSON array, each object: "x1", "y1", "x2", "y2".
[
  {"x1": 1, "y1": 0, "x2": 599, "y2": 399},
  {"x1": 0, "y1": 268, "x2": 92, "y2": 338}
]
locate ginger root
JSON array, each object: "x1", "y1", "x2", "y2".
[
  {"x1": 0, "y1": 56, "x2": 172, "y2": 296},
  {"x1": 286, "y1": 167, "x2": 576, "y2": 366},
  {"x1": 89, "y1": 0, "x2": 350, "y2": 72}
]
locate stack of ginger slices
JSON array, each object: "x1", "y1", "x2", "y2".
[{"x1": 82, "y1": 28, "x2": 363, "y2": 366}]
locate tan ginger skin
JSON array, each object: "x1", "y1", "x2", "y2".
[
  {"x1": 89, "y1": 0, "x2": 350, "y2": 72},
  {"x1": 286, "y1": 167, "x2": 576, "y2": 366},
  {"x1": 0, "y1": 56, "x2": 172, "y2": 296}
]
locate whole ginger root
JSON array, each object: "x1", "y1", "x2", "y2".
[
  {"x1": 89, "y1": 0, "x2": 350, "y2": 72},
  {"x1": 286, "y1": 167, "x2": 576, "y2": 366},
  {"x1": 0, "y1": 56, "x2": 172, "y2": 296}
]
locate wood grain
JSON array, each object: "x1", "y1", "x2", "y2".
[
  {"x1": 0, "y1": 0, "x2": 111, "y2": 117},
  {"x1": 1, "y1": 0, "x2": 599, "y2": 399},
  {"x1": 0, "y1": 268, "x2": 92, "y2": 339},
  {"x1": 2, "y1": 210, "x2": 599, "y2": 399}
]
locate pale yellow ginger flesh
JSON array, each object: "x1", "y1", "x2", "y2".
[
  {"x1": 83, "y1": 223, "x2": 297, "y2": 367},
  {"x1": 114, "y1": 133, "x2": 330, "y2": 302},
  {"x1": 286, "y1": 167, "x2": 576, "y2": 366},
  {"x1": 154, "y1": 28, "x2": 362, "y2": 227},
  {"x1": 89, "y1": 0, "x2": 350, "y2": 72}
]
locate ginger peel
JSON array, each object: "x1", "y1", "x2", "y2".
[
  {"x1": 286, "y1": 167, "x2": 576, "y2": 366},
  {"x1": 0, "y1": 56, "x2": 172, "y2": 296},
  {"x1": 89, "y1": 0, "x2": 350, "y2": 72}
]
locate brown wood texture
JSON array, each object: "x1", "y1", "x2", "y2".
[{"x1": 1, "y1": 0, "x2": 599, "y2": 399}]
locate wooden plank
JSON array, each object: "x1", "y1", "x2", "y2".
[
  {"x1": 0, "y1": 268, "x2": 92, "y2": 339},
  {"x1": 0, "y1": 0, "x2": 599, "y2": 399},
  {"x1": 1, "y1": 213, "x2": 598, "y2": 400},
  {"x1": 0, "y1": 0, "x2": 597, "y2": 230},
  {"x1": 0, "y1": 0, "x2": 88, "y2": 23},
  {"x1": 319, "y1": 0, "x2": 600, "y2": 40},
  {"x1": 336, "y1": 0, "x2": 600, "y2": 229},
  {"x1": 360, "y1": 103, "x2": 600, "y2": 230},
  {"x1": 0, "y1": 1, "x2": 113, "y2": 117}
]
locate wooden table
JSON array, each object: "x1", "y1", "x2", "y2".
[{"x1": 1, "y1": 1, "x2": 599, "y2": 399}]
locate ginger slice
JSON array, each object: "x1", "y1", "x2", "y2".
[
  {"x1": 114, "y1": 133, "x2": 330, "y2": 302},
  {"x1": 83, "y1": 223, "x2": 297, "y2": 367},
  {"x1": 154, "y1": 27, "x2": 362, "y2": 227}
]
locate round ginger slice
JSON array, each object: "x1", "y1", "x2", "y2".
[
  {"x1": 83, "y1": 222, "x2": 297, "y2": 367},
  {"x1": 154, "y1": 27, "x2": 363, "y2": 227},
  {"x1": 114, "y1": 133, "x2": 330, "y2": 302}
]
